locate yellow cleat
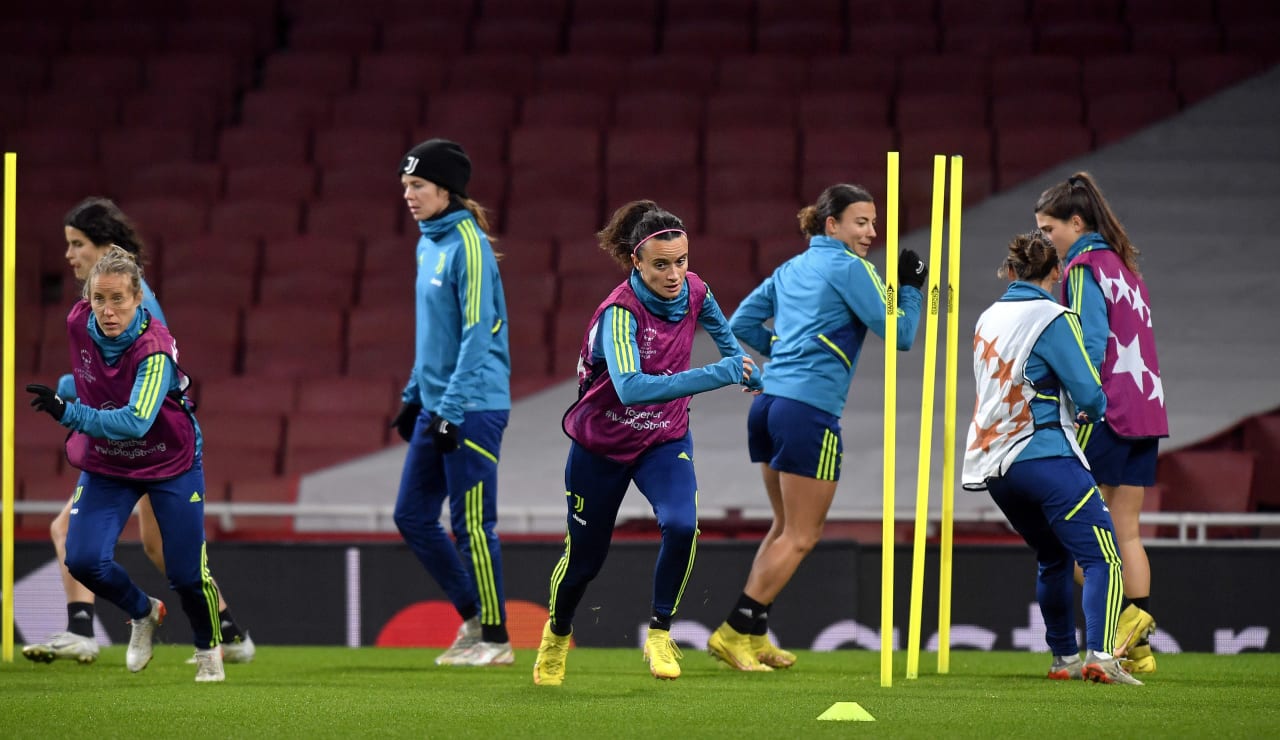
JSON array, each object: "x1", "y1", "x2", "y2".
[
  {"x1": 751, "y1": 634, "x2": 796, "y2": 669},
  {"x1": 643, "y1": 628, "x2": 683, "y2": 680},
  {"x1": 533, "y1": 620, "x2": 570, "y2": 686},
  {"x1": 707, "y1": 623, "x2": 773, "y2": 672},
  {"x1": 1115, "y1": 604, "x2": 1156, "y2": 654},
  {"x1": 1122, "y1": 643, "x2": 1157, "y2": 674}
]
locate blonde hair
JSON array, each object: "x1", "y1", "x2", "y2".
[{"x1": 83, "y1": 245, "x2": 143, "y2": 300}]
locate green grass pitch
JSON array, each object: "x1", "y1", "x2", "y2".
[{"x1": 2, "y1": 647, "x2": 1277, "y2": 738}]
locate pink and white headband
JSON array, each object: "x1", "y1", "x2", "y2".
[{"x1": 633, "y1": 228, "x2": 687, "y2": 255}]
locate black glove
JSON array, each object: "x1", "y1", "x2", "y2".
[
  {"x1": 428, "y1": 414, "x2": 461, "y2": 453},
  {"x1": 26, "y1": 384, "x2": 66, "y2": 422},
  {"x1": 391, "y1": 402, "x2": 422, "y2": 443},
  {"x1": 898, "y1": 249, "x2": 927, "y2": 290}
]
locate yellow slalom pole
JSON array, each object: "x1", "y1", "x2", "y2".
[
  {"x1": 881, "y1": 151, "x2": 900, "y2": 688},
  {"x1": 938, "y1": 155, "x2": 963, "y2": 674},
  {"x1": 906, "y1": 155, "x2": 946, "y2": 679},
  {"x1": 3, "y1": 152, "x2": 16, "y2": 663}
]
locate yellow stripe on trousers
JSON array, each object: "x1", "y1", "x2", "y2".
[
  {"x1": 466, "y1": 482, "x2": 501, "y2": 624},
  {"x1": 1092, "y1": 525, "x2": 1124, "y2": 653},
  {"x1": 200, "y1": 542, "x2": 222, "y2": 646},
  {"x1": 547, "y1": 529, "x2": 571, "y2": 622}
]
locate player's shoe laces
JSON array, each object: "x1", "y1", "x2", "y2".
[
  {"x1": 1083, "y1": 650, "x2": 1143, "y2": 685},
  {"x1": 1115, "y1": 604, "x2": 1156, "y2": 654},
  {"x1": 533, "y1": 620, "x2": 570, "y2": 686},
  {"x1": 1047, "y1": 655, "x2": 1083, "y2": 680},
  {"x1": 751, "y1": 634, "x2": 796, "y2": 669},
  {"x1": 453, "y1": 641, "x2": 515, "y2": 666},
  {"x1": 194, "y1": 647, "x2": 226, "y2": 682},
  {"x1": 22, "y1": 632, "x2": 100, "y2": 664},
  {"x1": 126, "y1": 597, "x2": 166, "y2": 673},
  {"x1": 434, "y1": 617, "x2": 482, "y2": 666},
  {"x1": 1122, "y1": 642, "x2": 1157, "y2": 674},
  {"x1": 707, "y1": 623, "x2": 773, "y2": 672},
  {"x1": 643, "y1": 628, "x2": 683, "y2": 680}
]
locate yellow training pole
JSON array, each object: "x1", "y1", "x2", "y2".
[
  {"x1": 881, "y1": 151, "x2": 900, "y2": 688},
  {"x1": 938, "y1": 155, "x2": 964, "y2": 674},
  {"x1": 3, "y1": 152, "x2": 16, "y2": 662},
  {"x1": 906, "y1": 155, "x2": 946, "y2": 679}
]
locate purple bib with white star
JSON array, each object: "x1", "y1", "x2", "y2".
[{"x1": 1064, "y1": 250, "x2": 1168, "y2": 438}]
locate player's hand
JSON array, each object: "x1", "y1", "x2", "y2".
[
  {"x1": 428, "y1": 414, "x2": 461, "y2": 453},
  {"x1": 741, "y1": 356, "x2": 763, "y2": 393},
  {"x1": 26, "y1": 384, "x2": 66, "y2": 422},
  {"x1": 391, "y1": 402, "x2": 422, "y2": 442},
  {"x1": 898, "y1": 249, "x2": 927, "y2": 290}
]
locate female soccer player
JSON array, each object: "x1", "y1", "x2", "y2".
[
  {"x1": 962, "y1": 230, "x2": 1139, "y2": 685},
  {"x1": 391, "y1": 139, "x2": 513, "y2": 666},
  {"x1": 532, "y1": 200, "x2": 760, "y2": 686},
  {"x1": 23, "y1": 197, "x2": 252, "y2": 666},
  {"x1": 1036, "y1": 172, "x2": 1166, "y2": 673},
  {"x1": 709, "y1": 183, "x2": 925, "y2": 671},
  {"x1": 26, "y1": 247, "x2": 225, "y2": 682}
]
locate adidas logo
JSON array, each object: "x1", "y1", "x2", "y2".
[
  {"x1": 737, "y1": 608, "x2": 755, "y2": 619},
  {"x1": 189, "y1": 492, "x2": 202, "y2": 503},
  {"x1": 71, "y1": 610, "x2": 91, "y2": 621}
]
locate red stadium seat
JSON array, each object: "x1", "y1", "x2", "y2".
[
  {"x1": 305, "y1": 197, "x2": 402, "y2": 240},
  {"x1": 261, "y1": 52, "x2": 355, "y2": 94},
  {"x1": 520, "y1": 91, "x2": 613, "y2": 128},
  {"x1": 223, "y1": 164, "x2": 318, "y2": 204},
  {"x1": 1125, "y1": 0, "x2": 1214, "y2": 22},
  {"x1": 1222, "y1": 21, "x2": 1280, "y2": 58},
  {"x1": 330, "y1": 90, "x2": 421, "y2": 130},
  {"x1": 1131, "y1": 22, "x2": 1222, "y2": 56},
  {"x1": 613, "y1": 92, "x2": 703, "y2": 129},
  {"x1": 165, "y1": 19, "x2": 261, "y2": 59},
  {"x1": 847, "y1": 22, "x2": 938, "y2": 56},
  {"x1": 899, "y1": 55, "x2": 989, "y2": 95},
  {"x1": 705, "y1": 92, "x2": 798, "y2": 129},
  {"x1": 716, "y1": 55, "x2": 808, "y2": 94},
  {"x1": 314, "y1": 127, "x2": 409, "y2": 170},
  {"x1": 297, "y1": 376, "x2": 400, "y2": 416},
  {"x1": 480, "y1": 0, "x2": 567, "y2": 20},
  {"x1": 567, "y1": 20, "x2": 656, "y2": 56},
  {"x1": 574, "y1": 0, "x2": 657, "y2": 22},
  {"x1": 162, "y1": 234, "x2": 259, "y2": 282},
  {"x1": 692, "y1": 235, "x2": 755, "y2": 281},
  {"x1": 492, "y1": 235, "x2": 556, "y2": 273},
  {"x1": 156, "y1": 304, "x2": 243, "y2": 378},
  {"x1": 50, "y1": 54, "x2": 143, "y2": 95},
  {"x1": 283, "y1": 412, "x2": 389, "y2": 475},
  {"x1": 801, "y1": 127, "x2": 897, "y2": 171},
  {"x1": 1243, "y1": 414, "x2": 1280, "y2": 509},
  {"x1": 242, "y1": 306, "x2": 345, "y2": 377},
  {"x1": 705, "y1": 126, "x2": 797, "y2": 168},
  {"x1": 705, "y1": 198, "x2": 804, "y2": 240},
  {"x1": 706, "y1": 165, "x2": 795, "y2": 201},
  {"x1": 605, "y1": 164, "x2": 701, "y2": 208},
  {"x1": 606, "y1": 125, "x2": 702, "y2": 171},
  {"x1": 504, "y1": 271, "x2": 558, "y2": 318},
  {"x1": 536, "y1": 55, "x2": 627, "y2": 94},
  {"x1": 1175, "y1": 54, "x2": 1267, "y2": 104},
  {"x1": 624, "y1": 56, "x2": 717, "y2": 95},
  {"x1": 122, "y1": 197, "x2": 208, "y2": 245},
  {"x1": 1036, "y1": 22, "x2": 1130, "y2": 55},
  {"x1": 208, "y1": 200, "x2": 302, "y2": 240},
  {"x1": 1082, "y1": 55, "x2": 1173, "y2": 94},
  {"x1": 258, "y1": 271, "x2": 357, "y2": 307},
  {"x1": 807, "y1": 55, "x2": 898, "y2": 94},
  {"x1": 240, "y1": 90, "x2": 333, "y2": 132},
  {"x1": 1087, "y1": 90, "x2": 1181, "y2": 145},
  {"x1": 424, "y1": 91, "x2": 519, "y2": 135},
  {"x1": 347, "y1": 304, "x2": 413, "y2": 356},
  {"x1": 447, "y1": 54, "x2": 538, "y2": 95},
  {"x1": 163, "y1": 271, "x2": 255, "y2": 310},
  {"x1": 356, "y1": 52, "x2": 448, "y2": 94},
  {"x1": 895, "y1": 92, "x2": 988, "y2": 131},
  {"x1": 118, "y1": 162, "x2": 223, "y2": 203},
  {"x1": 504, "y1": 199, "x2": 600, "y2": 240},
  {"x1": 509, "y1": 166, "x2": 602, "y2": 210},
  {"x1": 990, "y1": 91, "x2": 1084, "y2": 129},
  {"x1": 218, "y1": 127, "x2": 309, "y2": 167},
  {"x1": 941, "y1": 23, "x2": 1034, "y2": 56},
  {"x1": 288, "y1": 19, "x2": 378, "y2": 53},
  {"x1": 261, "y1": 235, "x2": 362, "y2": 280},
  {"x1": 5, "y1": 128, "x2": 97, "y2": 167},
  {"x1": 121, "y1": 91, "x2": 223, "y2": 150},
  {"x1": 1030, "y1": 0, "x2": 1122, "y2": 23},
  {"x1": 989, "y1": 55, "x2": 1081, "y2": 97},
  {"x1": 380, "y1": 20, "x2": 470, "y2": 55},
  {"x1": 663, "y1": 20, "x2": 752, "y2": 55},
  {"x1": 319, "y1": 166, "x2": 386, "y2": 199},
  {"x1": 0, "y1": 21, "x2": 65, "y2": 55},
  {"x1": 198, "y1": 413, "x2": 283, "y2": 478},
  {"x1": 509, "y1": 126, "x2": 602, "y2": 168},
  {"x1": 995, "y1": 126, "x2": 1093, "y2": 189},
  {"x1": 145, "y1": 52, "x2": 241, "y2": 111},
  {"x1": 472, "y1": 18, "x2": 562, "y2": 55},
  {"x1": 1156, "y1": 450, "x2": 1256, "y2": 538},
  {"x1": 939, "y1": 0, "x2": 1027, "y2": 22},
  {"x1": 798, "y1": 92, "x2": 891, "y2": 129},
  {"x1": 756, "y1": 21, "x2": 844, "y2": 55},
  {"x1": 0, "y1": 55, "x2": 46, "y2": 94}
]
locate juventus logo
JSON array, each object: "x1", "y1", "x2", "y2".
[{"x1": 403, "y1": 155, "x2": 419, "y2": 174}]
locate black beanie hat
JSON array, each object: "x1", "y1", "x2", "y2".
[{"x1": 399, "y1": 138, "x2": 471, "y2": 198}]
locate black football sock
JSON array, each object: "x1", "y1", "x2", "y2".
[
  {"x1": 750, "y1": 603, "x2": 773, "y2": 637},
  {"x1": 726, "y1": 593, "x2": 767, "y2": 634},
  {"x1": 66, "y1": 602, "x2": 95, "y2": 638},
  {"x1": 650, "y1": 614, "x2": 673, "y2": 632},
  {"x1": 219, "y1": 608, "x2": 244, "y2": 642},
  {"x1": 481, "y1": 624, "x2": 510, "y2": 643}
]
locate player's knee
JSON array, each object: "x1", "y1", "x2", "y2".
[
  {"x1": 49, "y1": 515, "x2": 69, "y2": 545},
  {"x1": 64, "y1": 554, "x2": 106, "y2": 587},
  {"x1": 659, "y1": 515, "x2": 698, "y2": 545},
  {"x1": 786, "y1": 528, "x2": 822, "y2": 555}
]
